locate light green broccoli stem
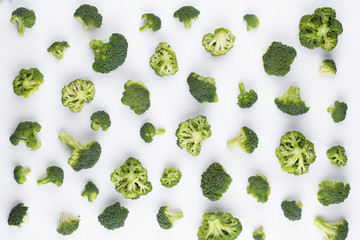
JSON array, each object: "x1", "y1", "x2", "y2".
[
  {"x1": 238, "y1": 82, "x2": 246, "y2": 94},
  {"x1": 168, "y1": 211, "x2": 184, "y2": 223},
  {"x1": 58, "y1": 132, "x2": 85, "y2": 151},
  {"x1": 314, "y1": 216, "x2": 337, "y2": 237},
  {"x1": 17, "y1": 20, "x2": 25, "y2": 36},
  {"x1": 284, "y1": 86, "x2": 299, "y2": 99},
  {"x1": 139, "y1": 25, "x2": 149, "y2": 31},
  {"x1": 37, "y1": 177, "x2": 51, "y2": 185},
  {"x1": 327, "y1": 107, "x2": 334, "y2": 114},
  {"x1": 155, "y1": 128, "x2": 165, "y2": 135},
  {"x1": 227, "y1": 134, "x2": 244, "y2": 149},
  {"x1": 206, "y1": 216, "x2": 234, "y2": 239}
]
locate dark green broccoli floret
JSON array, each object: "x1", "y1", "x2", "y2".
[
  {"x1": 98, "y1": 202, "x2": 129, "y2": 230},
  {"x1": 160, "y1": 167, "x2": 182, "y2": 188},
  {"x1": 14, "y1": 165, "x2": 31, "y2": 184},
  {"x1": 10, "y1": 121, "x2": 41, "y2": 151},
  {"x1": 37, "y1": 166, "x2": 64, "y2": 187},
  {"x1": 175, "y1": 115, "x2": 212, "y2": 156},
  {"x1": 243, "y1": 14, "x2": 259, "y2": 31},
  {"x1": 197, "y1": 212, "x2": 242, "y2": 240},
  {"x1": 139, "y1": 13, "x2": 161, "y2": 32},
  {"x1": 150, "y1": 42, "x2": 179, "y2": 76},
  {"x1": 56, "y1": 214, "x2": 80, "y2": 235},
  {"x1": 237, "y1": 82, "x2": 258, "y2": 108},
  {"x1": 247, "y1": 174, "x2": 270, "y2": 203},
  {"x1": 47, "y1": 41, "x2": 70, "y2": 60},
  {"x1": 13, "y1": 68, "x2": 44, "y2": 98},
  {"x1": 227, "y1": 126, "x2": 258, "y2": 153},
  {"x1": 202, "y1": 28, "x2": 235, "y2": 56},
  {"x1": 10, "y1": 7, "x2": 36, "y2": 36},
  {"x1": 110, "y1": 157, "x2": 152, "y2": 199},
  {"x1": 320, "y1": 59, "x2": 337, "y2": 75},
  {"x1": 58, "y1": 131, "x2": 102, "y2": 172},
  {"x1": 121, "y1": 80, "x2": 150, "y2": 115},
  {"x1": 8, "y1": 203, "x2": 29, "y2": 228},
  {"x1": 317, "y1": 180, "x2": 350, "y2": 206},
  {"x1": 313, "y1": 216, "x2": 348, "y2": 240},
  {"x1": 281, "y1": 200, "x2": 302, "y2": 221},
  {"x1": 140, "y1": 122, "x2": 165, "y2": 143},
  {"x1": 274, "y1": 86, "x2": 310, "y2": 116},
  {"x1": 262, "y1": 41, "x2": 297, "y2": 77},
  {"x1": 173, "y1": 6, "x2": 200, "y2": 29},
  {"x1": 157, "y1": 206, "x2": 183, "y2": 229},
  {"x1": 326, "y1": 145, "x2": 347, "y2": 167},
  {"x1": 253, "y1": 226, "x2": 266, "y2": 240},
  {"x1": 81, "y1": 181, "x2": 99, "y2": 202},
  {"x1": 74, "y1": 4, "x2": 102, "y2": 30},
  {"x1": 90, "y1": 33, "x2": 128, "y2": 73},
  {"x1": 299, "y1": 7, "x2": 343, "y2": 51},
  {"x1": 90, "y1": 110, "x2": 111, "y2": 131},
  {"x1": 61, "y1": 79, "x2": 96, "y2": 113},
  {"x1": 187, "y1": 72, "x2": 218, "y2": 103},
  {"x1": 327, "y1": 100, "x2": 347, "y2": 123}
]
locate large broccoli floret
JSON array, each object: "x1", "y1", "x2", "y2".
[
  {"x1": 37, "y1": 166, "x2": 64, "y2": 187},
  {"x1": 90, "y1": 33, "x2": 128, "y2": 73},
  {"x1": 61, "y1": 79, "x2": 95, "y2": 113},
  {"x1": 187, "y1": 72, "x2": 218, "y2": 103},
  {"x1": 274, "y1": 86, "x2": 310, "y2": 116},
  {"x1": 81, "y1": 181, "x2": 99, "y2": 202},
  {"x1": 14, "y1": 165, "x2": 31, "y2": 184},
  {"x1": 281, "y1": 200, "x2": 302, "y2": 221},
  {"x1": 227, "y1": 126, "x2": 258, "y2": 153},
  {"x1": 247, "y1": 174, "x2": 270, "y2": 203},
  {"x1": 150, "y1": 42, "x2": 179, "y2": 76},
  {"x1": 175, "y1": 115, "x2": 212, "y2": 156},
  {"x1": 10, "y1": 121, "x2": 41, "y2": 151},
  {"x1": 173, "y1": 6, "x2": 200, "y2": 29},
  {"x1": 56, "y1": 214, "x2": 80, "y2": 236},
  {"x1": 121, "y1": 80, "x2": 150, "y2": 115},
  {"x1": 98, "y1": 202, "x2": 129, "y2": 230},
  {"x1": 253, "y1": 226, "x2": 266, "y2": 240},
  {"x1": 13, "y1": 68, "x2": 44, "y2": 98},
  {"x1": 237, "y1": 82, "x2": 258, "y2": 108},
  {"x1": 47, "y1": 41, "x2": 70, "y2": 60},
  {"x1": 243, "y1": 14, "x2": 259, "y2": 31},
  {"x1": 197, "y1": 212, "x2": 242, "y2": 240},
  {"x1": 90, "y1": 110, "x2": 111, "y2": 131},
  {"x1": 320, "y1": 59, "x2": 337, "y2": 75},
  {"x1": 326, "y1": 145, "x2": 347, "y2": 167},
  {"x1": 156, "y1": 206, "x2": 183, "y2": 229},
  {"x1": 327, "y1": 100, "x2": 347, "y2": 123},
  {"x1": 110, "y1": 157, "x2": 152, "y2": 199},
  {"x1": 8, "y1": 203, "x2": 29, "y2": 228},
  {"x1": 299, "y1": 7, "x2": 343, "y2": 51},
  {"x1": 74, "y1": 4, "x2": 102, "y2": 30},
  {"x1": 139, "y1": 13, "x2": 161, "y2": 32},
  {"x1": 202, "y1": 28, "x2": 235, "y2": 56},
  {"x1": 313, "y1": 216, "x2": 348, "y2": 240},
  {"x1": 140, "y1": 122, "x2": 165, "y2": 143},
  {"x1": 58, "y1": 131, "x2": 102, "y2": 172},
  {"x1": 10, "y1": 7, "x2": 36, "y2": 36},
  {"x1": 160, "y1": 167, "x2": 182, "y2": 188},
  {"x1": 317, "y1": 180, "x2": 350, "y2": 206}
]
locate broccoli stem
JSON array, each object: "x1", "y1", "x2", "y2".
[
  {"x1": 168, "y1": 211, "x2": 184, "y2": 223},
  {"x1": 58, "y1": 132, "x2": 85, "y2": 151},
  {"x1": 155, "y1": 128, "x2": 165, "y2": 135},
  {"x1": 314, "y1": 216, "x2": 337, "y2": 237},
  {"x1": 238, "y1": 82, "x2": 246, "y2": 94},
  {"x1": 284, "y1": 86, "x2": 300, "y2": 99},
  {"x1": 227, "y1": 134, "x2": 244, "y2": 149},
  {"x1": 23, "y1": 169, "x2": 31, "y2": 175},
  {"x1": 184, "y1": 22, "x2": 192, "y2": 29},
  {"x1": 327, "y1": 107, "x2": 335, "y2": 114},
  {"x1": 37, "y1": 177, "x2": 51, "y2": 185},
  {"x1": 139, "y1": 25, "x2": 149, "y2": 31},
  {"x1": 18, "y1": 21, "x2": 25, "y2": 36}
]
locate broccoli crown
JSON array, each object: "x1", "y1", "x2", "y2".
[
  {"x1": 160, "y1": 167, "x2": 182, "y2": 188},
  {"x1": 200, "y1": 162, "x2": 232, "y2": 201},
  {"x1": 197, "y1": 212, "x2": 242, "y2": 240},
  {"x1": 262, "y1": 41, "x2": 297, "y2": 77},
  {"x1": 56, "y1": 214, "x2": 80, "y2": 236},
  {"x1": 37, "y1": 166, "x2": 64, "y2": 187},
  {"x1": 90, "y1": 33, "x2": 128, "y2": 73},
  {"x1": 13, "y1": 68, "x2": 44, "y2": 98},
  {"x1": 10, "y1": 7, "x2": 36, "y2": 36},
  {"x1": 58, "y1": 131, "x2": 102, "y2": 172},
  {"x1": 313, "y1": 216, "x2": 348, "y2": 240},
  {"x1": 140, "y1": 122, "x2": 165, "y2": 143},
  {"x1": 121, "y1": 80, "x2": 150, "y2": 115},
  {"x1": 275, "y1": 131, "x2": 316, "y2": 175},
  {"x1": 74, "y1": 4, "x2": 102, "y2": 30},
  {"x1": 327, "y1": 100, "x2": 347, "y2": 123},
  {"x1": 317, "y1": 180, "x2": 350, "y2": 206},
  {"x1": 253, "y1": 226, "x2": 266, "y2": 240},
  {"x1": 320, "y1": 59, "x2": 337, "y2": 75},
  {"x1": 175, "y1": 115, "x2": 212, "y2": 156},
  {"x1": 156, "y1": 206, "x2": 184, "y2": 229},
  {"x1": 247, "y1": 174, "x2": 270, "y2": 203},
  {"x1": 202, "y1": 28, "x2": 235, "y2": 56},
  {"x1": 14, "y1": 165, "x2": 31, "y2": 184},
  {"x1": 274, "y1": 86, "x2": 310, "y2": 116},
  {"x1": 299, "y1": 7, "x2": 343, "y2": 51},
  {"x1": 243, "y1": 14, "x2": 259, "y2": 31},
  {"x1": 150, "y1": 42, "x2": 179, "y2": 76},
  {"x1": 237, "y1": 82, "x2": 258, "y2": 108},
  {"x1": 8, "y1": 203, "x2": 29, "y2": 228},
  {"x1": 110, "y1": 157, "x2": 152, "y2": 199},
  {"x1": 9, "y1": 121, "x2": 41, "y2": 151},
  {"x1": 281, "y1": 200, "x2": 303, "y2": 221},
  {"x1": 140, "y1": 13, "x2": 161, "y2": 32},
  {"x1": 90, "y1": 110, "x2": 111, "y2": 131},
  {"x1": 173, "y1": 6, "x2": 200, "y2": 29},
  {"x1": 187, "y1": 72, "x2": 218, "y2": 103},
  {"x1": 81, "y1": 181, "x2": 99, "y2": 202},
  {"x1": 326, "y1": 145, "x2": 347, "y2": 167},
  {"x1": 98, "y1": 202, "x2": 129, "y2": 230},
  {"x1": 47, "y1": 41, "x2": 70, "y2": 60},
  {"x1": 61, "y1": 79, "x2": 95, "y2": 113},
  {"x1": 227, "y1": 126, "x2": 259, "y2": 153}
]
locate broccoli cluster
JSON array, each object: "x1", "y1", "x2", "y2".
[
  {"x1": 98, "y1": 202, "x2": 129, "y2": 230},
  {"x1": 10, "y1": 121, "x2": 41, "y2": 151},
  {"x1": 327, "y1": 100, "x2": 347, "y2": 123},
  {"x1": 81, "y1": 181, "x2": 99, "y2": 202},
  {"x1": 8, "y1": 203, "x2": 29, "y2": 228},
  {"x1": 314, "y1": 216, "x2": 348, "y2": 240},
  {"x1": 13, "y1": 68, "x2": 44, "y2": 98},
  {"x1": 173, "y1": 6, "x2": 200, "y2": 29},
  {"x1": 326, "y1": 145, "x2": 347, "y2": 167},
  {"x1": 237, "y1": 82, "x2": 258, "y2": 108},
  {"x1": 56, "y1": 214, "x2": 80, "y2": 236},
  {"x1": 160, "y1": 167, "x2": 182, "y2": 188},
  {"x1": 140, "y1": 13, "x2": 161, "y2": 32},
  {"x1": 243, "y1": 14, "x2": 260, "y2": 31},
  {"x1": 10, "y1": 7, "x2": 36, "y2": 36},
  {"x1": 274, "y1": 86, "x2": 310, "y2": 116},
  {"x1": 253, "y1": 226, "x2": 266, "y2": 240},
  {"x1": 37, "y1": 166, "x2": 64, "y2": 187},
  {"x1": 90, "y1": 110, "x2": 111, "y2": 131},
  {"x1": 121, "y1": 80, "x2": 150, "y2": 115},
  {"x1": 13, "y1": 165, "x2": 31, "y2": 184},
  {"x1": 320, "y1": 59, "x2": 337, "y2": 75},
  {"x1": 187, "y1": 72, "x2": 218, "y2": 103},
  {"x1": 247, "y1": 174, "x2": 270, "y2": 203},
  {"x1": 47, "y1": 41, "x2": 70, "y2": 60},
  {"x1": 62, "y1": 79, "x2": 95, "y2": 113},
  {"x1": 74, "y1": 4, "x2": 102, "y2": 30},
  {"x1": 140, "y1": 122, "x2": 165, "y2": 143},
  {"x1": 150, "y1": 42, "x2": 179, "y2": 76},
  {"x1": 317, "y1": 180, "x2": 350, "y2": 206},
  {"x1": 202, "y1": 28, "x2": 235, "y2": 56},
  {"x1": 281, "y1": 200, "x2": 303, "y2": 221},
  {"x1": 156, "y1": 206, "x2": 183, "y2": 229},
  {"x1": 227, "y1": 126, "x2": 259, "y2": 153}
]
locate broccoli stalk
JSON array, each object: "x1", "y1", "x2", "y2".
[
  {"x1": 8, "y1": 203, "x2": 29, "y2": 228},
  {"x1": 202, "y1": 28, "x2": 235, "y2": 56},
  {"x1": 327, "y1": 100, "x2": 347, "y2": 123},
  {"x1": 274, "y1": 86, "x2": 310, "y2": 116},
  {"x1": 227, "y1": 126, "x2": 259, "y2": 153},
  {"x1": 98, "y1": 202, "x2": 129, "y2": 230},
  {"x1": 237, "y1": 82, "x2": 258, "y2": 108},
  {"x1": 139, "y1": 13, "x2": 161, "y2": 32},
  {"x1": 37, "y1": 166, "x2": 64, "y2": 187},
  {"x1": 14, "y1": 165, "x2": 31, "y2": 184},
  {"x1": 10, "y1": 7, "x2": 36, "y2": 36},
  {"x1": 10, "y1": 121, "x2": 41, "y2": 151},
  {"x1": 140, "y1": 122, "x2": 165, "y2": 143},
  {"x1": 47, "y1": 41, "x2": 70, "y2": 60},
  {"x1": 56, "y1": 214, "x2": 80, "y2": 235},
  {"x1": 173, "y1": 6, "x2": 200, "y2": 29},
  {"x1": 156, "y1": 206, "x2": 183, "y2": 229},
  {"x1": 187, "y1": 72, "x2": 218, "y2": 103},
  {"x1": 81, "y1": 181, "x2": 99, "y2": 202},
  {"x1": 150, "y1": 42, "x2": 179, "y2": 76},
  {"x1": 313, "y1": 217, "x2": 348, "y2": 240},
  {"x1": 13, "y1": 68, "x2": 44, "y2": 98}
]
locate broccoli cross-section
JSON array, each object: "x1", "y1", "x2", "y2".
[
  {"x1": 139, "y1": 13, "x2": 161, "y2": 32},
  {"x1": 326, "y1": 145, "x2": 347, "y2": 167},
  {"x1": 157, "y1": 206, "x2": 183, "y2": 229},
  {"x1": 320, "y1": 59, "x2": 337, "y2": 75},
  {"x1": 98, "y1": 202, "x2": 129, "y2": 230},
  {"x1": 121, "y1": 80, "x2": 150, "y2": 115},
  {"x1": 14, "y1": 165, "x2": 31, "y2": 184},
  {"x1": 327, "y1": 100, "x2": 347, "y2": 123},
  {"x1": 202, "y1": 28, "x2": 235, "y2": 56},
  {"x1": 243, "y1": 14, "x2": 259, "y2": 31},
  {"x1": 150, "y1": 42, "x2": 179, "y2": 76},
  {"x1": 74, "y1": 4, "x2": 102, "y2": 30},
  {"x1": 160, "y1": 167, "x2": 182, "y2": 188},
  {"x1": 56, "y1": 214, "x2": 80, "y2": 236},
  {"x1": 237, "y1": 82, "x2": 258, "y2": 108},
  {"x1": 227, "y1": 126, "x2": 259, "y2": 153},
  {"x1": 281, "y1": 200, "x2": 302, "y2": 221},
  {"x1": 8, "y1": 203, "x2": 29, "y2": 228},
  {"x1": 47, "y1": 41, "x2": 70, "y2": 60},
  {"x1": 140, "y1": 122, "x2": 165, "y2": 143},
  {"x1": 187, "y1": 72, "x2": 218, "y2": 103},
  {"x1": 37, "y1": 166, "x2": 64, "y2": 187},
  {"x1": 253, "y1": 226, "x2": 266, "y2": 240},
  {"x1": 90, "y1": 110, "x2": 111, "y2": 131},
  {"x1": 81, "y1": 181, "x2": 99, "y2": 202},
  {"x1": 274, "y1": 86, "x2": 310, "y2": 116},
  {"x1": 10, "y1": 121, "x2": 41, "y2": 151},
  {"x1": 314, "y1": 216, "x2": 348, "y2": 240},
  {"x1": 10, "y1": 7, "x2": 36, "y2": 36},
  {"x1": 173, "y1": 6, "x2": 200, "y2": 29},
  {"x1": 61, "y1": 79, "x2": 95, "y2": 113},
  {"x1": 317, "y1": 180, "x2": 350, "y2": 206},
  {"x1": 13, "y1": 68, "x2": 44, "y2": 98},
  {"x1": 247, "y1": 174, "x2": 270, "y2": 203}
]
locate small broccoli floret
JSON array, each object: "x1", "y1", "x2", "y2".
[
  {"x1": 10, "y1": 121, "x2": 41, "y2": 151},
  {"x1": 157, "y1": 206, "x2": 183, "y2": 229},
  {"x1": 8, "y1": 203, "x2": 29, "y2": 228},
  {"x1": 110, "y1": 157, "x2": 152, "y2": 199},
  {"x1": 326, "y1": 145, "x2": 347, "y2": 167},
  {"x1": 237, "y1": 82, "x2": 258, "y2": 108},
  {"x1": 160, "y1": 167, "x2": 182, "y2": 188},
  {"x1": 90, "y1": 111, "x2": 111, "y2": 131},
  {"x1": 74, "y1": 4, "x2": 102, "y2": 30},
  {"x1": 247, "y1": 174, "x2": 270, "y2": 203},
  {"x1": 202, "y1": 28, "x2": 235, "y2": 56},
  {"x1": 121, "y1": 80, "x2": 150, "y2": 115},
  {"x1": 175, "y1": 115, "x2": 212, "y2": 156},
  {"x1": 58, "y1": 131, "x2": 102, "y2": 172},
  {"x1": 327, "y1": 100, "x2": 347, "y2": 123},
  {"x1": 243, "y1": 14, "x2": 259, "y2": 31},
  {"x1": 150, "y1": 42, "x2": 179, "y2": 76},
  {"x1": 314, "y1": 216, "x2": 348, "y2": 240},
  {"x1": 187, "y1": 72, "x2": 218, "y2": 103},
  {"x1": 253, "y1": 226, "x2": 266, "y2": 240},
  {"x1": 281, "y1": 200, "x2": 302, "y2": 221},
  {"x1": 227, "y1": 126, "x2": 259, "y2": 153},
  {"x1": 10, "y1": 7, "x2": 36, "y2": 36},
  {"x1": 37, "y1": 166, "x2": 64, "y2": 187},
  {"x1": 173, "y1": 6, "x2": 200, "y2": 29},
  {"x1": 317, "y1": 180, "x2": 350, "y2": 206},
  {"x1": 197, "y1": 212, "x2": 242, "y2": 240},
  {"x1": 14, "y1": 165, "x2": 31, "y2": 184},
  {"x1": 139, "y1": 13, "x2": 161, "y2": 32},
  {"x1": 81, "y1": 181, "x2": 99, "y2": 202},
  {"x1": 320, "y1": 59, "x2": 337, "y2": 75},
  {"x1": 47, "y1": 41, "x2": 70, "y2": 60},
  {"x1": 140, "y1": 122, "x2": 165, "y2": 143},
  {"x1": 13, "y1": 68, "x2": 44, "y2": 98},
  {"x1": 56, "y1": 214, "x2": 80, "y2": 236},
  {"x1": 98, "y1": 202, "x2": 129, "y2": 230},
  {"x1": 274, "y1": 86, "x2": 310, "y2": 116},
  {"x1": 61, "y1": 79, "x2": 95, "y2": 113}
]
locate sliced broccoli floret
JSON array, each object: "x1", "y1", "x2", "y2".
[
  {"x1": 160, "y1": 167, "x2": 182, "y2": 188},
  {"x1": 157, "y1": 206, "x2": 183, "y2": 229},
  {"x1": 37, "y1": 166, "x2": 64, "y2": 187},
  {"x1": 98, "y1": 202, "x2": 129, "y2": 230},
  {"x1": 173, "y1": 6, "x2": 200, "y2": 29},
  {"x1": 317, "y1": 180, "x2": 350, "y2": 206},
  {"x1": 320, "y1": 59, "x2": 337, "y2": 75},
  {"x1": 81, "y1": 181, "x2": 99, "y2": 202},
  {"x1": 314, "y1": 216, "x2": 348, "y2": 240},
  {"x1": 150, "y1": 42, "x2": 179, "y2": 76},
  {"x1": 139, "y1": 13, "x2": 161, "y2": 32},
  {"x1": 140, "y1": 122, "x2": 165, "y2": 143},
  {"x1": 90, "y1": 110, "x2": 111, "y2": 131},
  {"x1": 187, "y1": 72, "x2": 218, "y2": 103},
  {"x1": 247, "y1": 174, "x2": 270, "y2": 203},
  {"x1": 243, "y1": 14, "x2": 259, "y2": 31},
  {"x1": 56, "y1": 214, "x2": 80, "y2": 235},
  {"x1": 202, "y1": 28, "x2": 235, "y2": 56},
  {"x1": 327, "y1": 100, "x2": 347, "y2": 123},
  {"x1": 14, "y1": 165, "x2": 31, "y2": 184},
  {"x1": 237, "y1": 82, "x2": 258, "y2": 108},
  {"x1": 13, "y1": 68, "x2": 44, "y2": 98},
  {"x1": 253, "y1": 226, "x2": 266, "y2": 240},
  {"x1": 121, "y1": 80, "x2": 150, "y2": 115},
  {"x1": 227, "y1": 126, "x2": 259, "y2": 153},
  {"x1": 47, "y1": 41, "x2": 70, "y2": 60},
  {"x1": 274, "y1": 86, "x2": 310, "y2": 116},
  {"x1": 281, "y1": 200, "x2": 302, "y2": 221},
  {"x1": 61, "y1": 79, "x2": 95, "y2": 113},
  {"x1": 10, "y1": 7, "x2": 36, "y2": 36},
  {"x1": 10, "y1": 121, "x2": 41, "y2": 151},
  {"x1": 74, "y1": 4, "x2": 102, "y2": 30},
  {"x1": 8, "y1": 203, "x2": 29, "y2": 228},
  {"x1": 326, "y1": 145, "x2": 347, "y2": 167}
]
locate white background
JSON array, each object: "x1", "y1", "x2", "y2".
[{"x1": 0, "y1": 0, "x2": 359, "y2": 239}]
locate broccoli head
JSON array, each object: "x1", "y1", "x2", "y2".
[
  {"x1": 317, "y1": 180, "x2": 350, "y2": 206},
  {"x1": 58, "y1": 131, "x2": 102, "y2": 172},
  {"x1": 37, "y1": 166, "x2": 64, "y2": 187},
  {"x1": 187, "y1": 72, "x2": 218, "y2": 103},
  {"x1": 326, "y1": 145, "x2": 347, "y2": 167},
  {"x1": 253, "y1": 226, "x2": 266, "y2": 240},
  {"x1": 47, "y1": 41, "x2": 70, "y2": 60},
  {"x1": 327, "y1": 100, "x2": 347, "y2": 123},
  {"x1": 314, "y1": 216, "x2": 348, "y2": 240},
  {"x1": 140, "y1": 122, "x2": 165, "y2": 143},
  {"x1": 13, "y1": 68, "x2": 44, "y2": 98},
  {"x1": 247, "y1": 174, "x2": 270, "y2": 203},
  {"x1": 227, "y1": 126, "x2": 258, "y2": 153},
  {"x1": 320, "y1": 59, "x2": 337, "y2": 75},
  {"x1": 74, "y1": 4, "x2": 102, "y2": 30},
  {"x1": 121, "y1": 80, "x2": 150, "y2": 115},
  {"x1": 139, "y1": 13, "x2": 161, "y2": 32},
  {"x1": 56, "y1": 214, "x2": 80, "y2": 236},
  {"x1": 98, "y1": 202, "x2": 129, "y2": 230},
  {"x1": 173, "y1": 6, "x2": 200, "y2": 29},
  {"x1": 274, "y1": 85, "x2": 310, "y2": 116},
  {"x1": 10, "y1": 7, "x2": 36, "y2": 36},
  {"x1": 160, "y1": 167, "x2": 182, "y2": 188},
  {"x1": 243, "y1": 14, "x2": 259, "y2": 31},
  {"x1": 13, "y1": 165, "x2": 31, "y2": 184},
  {"x1": 156, "y1": 206, "x2": 184, "y2": 229},
  {"x1": 8, "y1": 203, "x2": 29, "y2": 228},
  {"x1": 237, "y1": 82, "x2": 258, "y2": 108},
  {"x1": 175, "y1": 115, "x2": 212, "y2": 156},
  {"x1": 10, "y1": 121, "x2": 41, "y2": 151},
  {"x1": 90, "y1": 110, "x2": 111, "y2": 131},
  {"x1": 281, "y1": 200, "x2": 302, "y2": 221},
  {"x1": 61, "y1": 79, "x2": 95, "y2": 113},
  {"x1": 81, "y1": 181, "x2": 99, "y2": 202},
  {"x1": 150, "y1": 42, "x2": 179, "y2": 76},
  {"x1": 202, "y1": 28, "x2": 235, "y2": 56}
]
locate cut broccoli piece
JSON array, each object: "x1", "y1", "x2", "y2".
[
  {"x1": 173, "y1": 6, "x2": 200, "y2": 29},
  {"x1": 13, "y1": 68, "x2": 44, "y2": 98},
  {"x1": 10, "y1": 7, "x2": 35, "y2": 36},
  {"x1": 90, "y1": 110, "x2": 111, "y2": 131},
  {"x1": 253, "y1": 226, "x2": 266, "y2": 240},
  {"x1": 243, "y1": 14, "x2": 259, "y2": 31},
  {"x1": 320, "y1": 59, "x2": 337, "y2": 75},
  {"x1": 61, "y1": 79, "x2": 95, "y2": 113},
  {"x1": 317, "y1": 180, "x2": 350, "y2": 206},
  {"x1": 81, "y1": 181, "x2": 99, "y2": 202},
  {"x1": 74, "y1": 4, "x2": 102, "y2": 30},
  {"x1": 326, "y1": 145, "x2": 347, "y2": 167},
  {"x1": 157, "y1": 206, "x2": 183, "y2": 229},
  {"x1": 237, "y1": 82, "x2": 258, "y2": 108},
  {"x1": 281, "y1": 200, "x2": 302, "y2": 221},
  {"x1": 98, "y1": 202, "x2": 129, "y2": 230},
  {"x1": 327, "y1": 100, "x2": 347, "y2": 123},
  {"x1": 247, "y1": 174, "x2": 270, "y2": 203},
  {"x1": 47, "y1": 41, "x2": 70, "y2": 60},
  {"x1": 227, "y1": 126, "x2": 258, "y2": 153},
  {"x1": 8, "y1": 203, "x2": 29, "y2": 228},
  {"x1": 150, "y1": 42, "x2": 178, "y2": 76},
  {"x1": 187, "y1": 72, "x2": 218, "y2": 103},
  {"x1": 160, "y1": 167, "x2": 182, "y2": 188},
  {"x1": 140, "y1": 122, "x2": 165, "y2": 143},
  {"x1": 13, "y1": 165, "x2": 31, "y2": 184},
  {"x1": 139, "y1": 13, "x2": 161, "y2": 32},
  {"x1": 10, "y1": 121, "x2": 41, "y2": 151},
  {"x1": 274, "y1": 86, "x2": 310, "y2": 116},
  {"x1": 202, "y1": 28, "x2": 235, "y2": 56},
  {"x1": 121, "y1": 80, "x2": 150, "y2": 115},
  {"x1": 37, "y1": 166, "x2": 64, "y2": 187},
  {"x1": 314, "y1": 216, "x2": 348, "y2": 240},
  {"x1": 56, "y1": 214, "x2": 80, "y2": 236}
]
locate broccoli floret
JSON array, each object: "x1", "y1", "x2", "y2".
[
  {"x1": 74, "y1": 4, "x2": 102, "y2": 30},
  {"x1": 90, "y1": 110, "x2": 111, "y2": 131},
  {"x1": 10, "y1": 121, "x2": 41, "y2": 151},
  {"x1": 13, "y1": 68, "x2": 44, "y2": 98},
  {"x1": 274, "y1": 86, "x2": 310, "y2": 116},
  {"x1": 317, "y1": 180, "x2": 350, "y2": 206},
  {"x1": 8, "y1": 203, "x2": 29, "y2": 228},
  {"x1": 13, "y1": 165, "x2": 31, "y2": 184},
  {"x1": 243, "y1": 14, "x2": 259, "y2": 31},
  {"x1": 139, "y1": 13, "x2": 161, "y2": 32},
  {"x1": 157, "y1": 206, "x2": 183, "y2": 229},
  {"x1": 56, "y1": 214, "x2": 80, "y2": 236},
  {"x1": 121, "y1": 80, "x2": 150, "y2": 115},
  {"x1": 58, "y1": 131, "x2": 102, "y2": 172},
  {"x1": 173, "y1": 6, "x2": 200, "y2": 29},
  {"x1": 247, "y1": 174, "x2": 270, "y2": 203},
  {"x1": 202, "y1": 28, "x2": 235, "y2": 56},
  {"x1": 140, "y1": 122, "x2": 165, "y2": 143},
  {"x1": 299, "y1": 7, "x2": 343, "y2": 51},
  {"x1": 326, "y1": 145, "x2": 347, "y2": 167},
  {"x1": 10, "y1": 7, "x2": 36, "y2": 36},
  {"x1": 175, "y1": 115, "x2": 212, "y2": 156},
  {"x1": 47, "y1": 41, "x2": 70, "y2": 60},
  {"x1": 110, "y1": 157, "x2": 152, "y2": 199},
  {"x1": 98, "y1": 202, "x2": 129, "y2": 230},
  {"x1": 37, "y1": 166, "x2": 64, "y2": 187},
  {"x1": 253, "y1": 226, "x2": 266, "y2": 240},
  {"x1": 320, "y1": 59, "x2": 337, "y2": 75},
  {"x1": 237, "y1": 82, "x2": 258, "y2": 108},
  {"x1": 61, "y1": 79, "x2": 95, "y2": 113},
  {"x1": 187, "y1": 72, "x2": 218, "y2": 103},
  {"x1": 81, "y1": 181, "x2": 99, "y2": 202},
  {"x1": 327, "y1": 100, "x2": 347, "y2": 123},
  {"x1": 197, "y1": 212, "x2": 242, "y2": 240},
  {"x1": 160, "y1": 167, "x2": 182, "y2": 188},
  {"x1": 227, "y1": 126, "x2": 259, "y2": 153},
  {"x1": 314, "y1": 216, "x2": 348, "y2": 240},
  {"x1": 90, "y1": 33, "x2": 128, "y2": 73},
  {"x1": 150, "y1": 42, "x2": 179, "y2": 76},
  {"x1": 281, "y1": 200, "x2": 302, "y2": 221}
]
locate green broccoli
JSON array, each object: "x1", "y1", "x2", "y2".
[
  {"x1": 47, "y1": 41, "x2": 70, "y2": 60},
  {"x1": 274, "y1": 86, "x2": 310, "y2": 116},
  {"x1": 121, "y1": 80, "x2": 150, "y2": 115},
  {"x1": 81, "y1": 181, "x2": 99, "y2": 202},
  {"x1": 98, "y1": 202, "x2": 129, "y2": 230},
  {"x1": 262, "y1": 41, "x2": 297, "y2": 77},
  {"x1": 90, "y1": 110, "x2": 111, "y2": 131},
  {"x1": 140, "y1": 122, "x2": 165, "y2": 143},
  {"x1": 10, "y1": 121, "x2": 41, "y2": 151},
  {"x1": 61, "y1": 79, "x2": 95, "y2": 113},
  {"x1": 202, "y1": 28, "x2": 235, "y2": 56},
  {"x1": 320, "y1": 59, "x2": 337, "y2": 75},
  {"x1": 90, "y1": 33, "x2": 128, "y2": 73},
  {"x1": 253, "y1": 226, "x2": 266, "y2": 240},
  {"x1": 13, "y1": 68, "x2": 44, "y2": 98},
  {"x1": 13, "y1": 165, "x2": 31, "y2": 184},
  {"x1": 197, "y1": 212, "x2": 242, "y2": 240},
  {"x1": 58, "y1": 131, "x2": 102, "y2": 172},
  {"x1": 150, "y1": 42, "x2": 179, "y2": 76},
  {"x1": 37, "y1": 166, "x2": 64, "y2": 187},
  {"x1": 247, "y1": 174, "x2": 270, "y2": 203},
  {"x1": 237, "y1": 82, "x2": 258, "y2": 108},
  {"x1": 243, "y1": 14, "x2": 259, "y2": 31},
  {"x1": 173, "y1": 6, "x2": 200, "y2": 29},
  {"x1": 317, "y1": 180, "x2": 350, "y2": 206},
  {"x1": 227, "y1": 126, "x2": 259, "y2": 153},
  {"x1": 160, "y1": 167, "x2": 182, "y2": 188},
  {"x1": 313, "y1": 216, "x2": 348, "y2": 240},
  {"x1": 326, "y1": 145, "x2": 347, "y2": 167},
  {"x1": 74, "y1": 4, "x2": 102, "y2": 30},
  {"x1": 10, "y1": 7, "x2": 36, "y2": 36},
  {"x1": 110, "y1": 157, "x2": 152, "y2": 199},
  {"x1": 156, "y1": 206, "x2": 184, "y2": 229},
  {"x1": 56, "y1": 214, "x2": 80, "y2": 235},
  {"x1": 281, "y1": 200, "x2": 302, "y2": 221},
  {"x1": 299, "y1": 7, "x2": 343, "y2": 51},
  {"x1": 139, "y1": 13, "x2": 161, "y2": 32},
  {"x1": 175, "y1": 115, "x2": 212, "y2": 156},
  {"x1": 327, "y1": 100, "x2": 347, "y2": 123},
  {"x1": 8, "y1": 203, "x2": 29, "y2": 228},
  {"x1": 187, "y1": 72, "x2": 218, "y2": 103}
]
